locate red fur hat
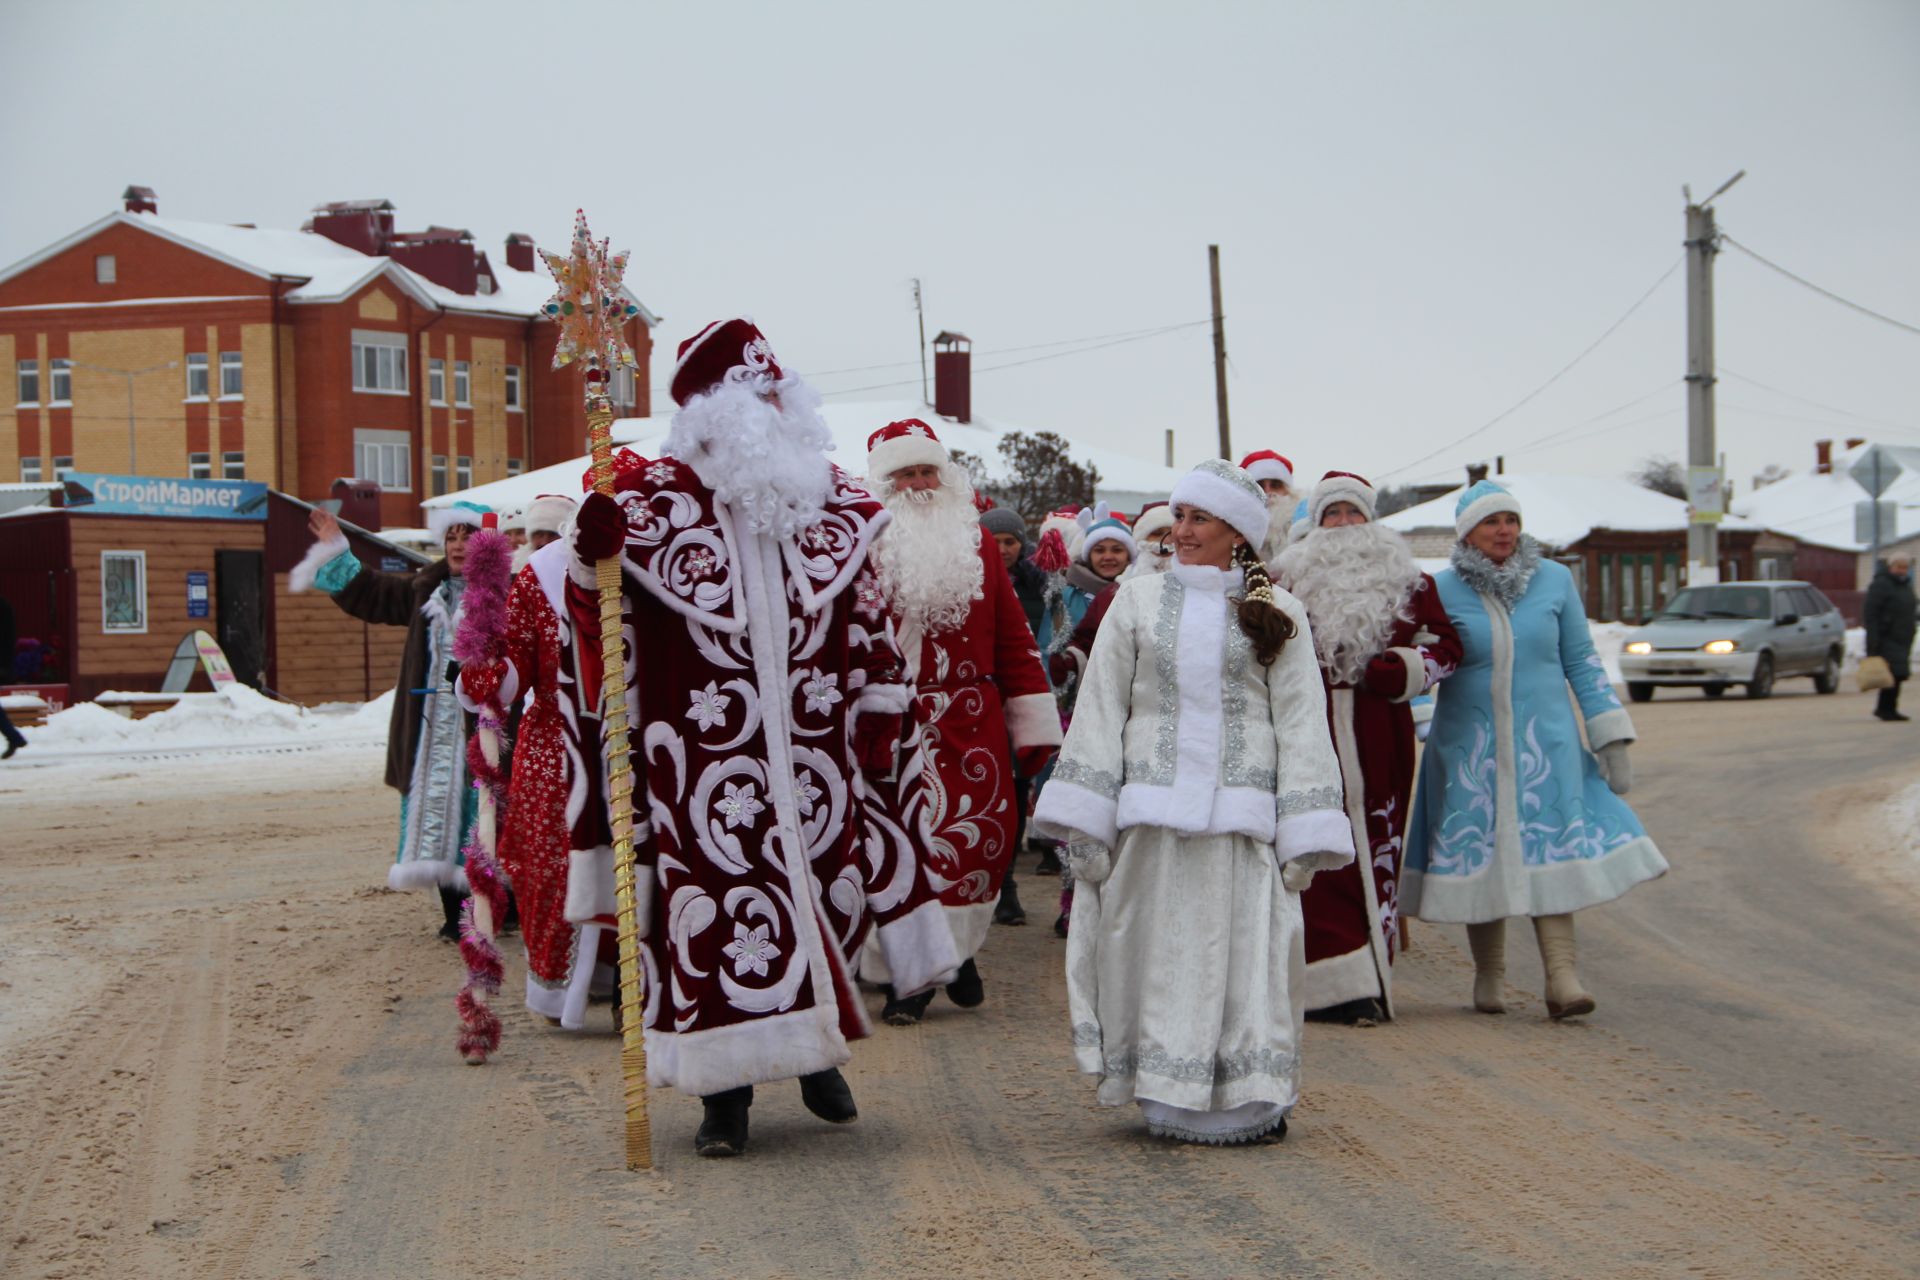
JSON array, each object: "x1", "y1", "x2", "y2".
[
  {"x1": 866, "y1": 418, "x2": 949, "y2": 478},
  {"x1": 1238, "y1": 449, "x2": 1294, "y2": 487},
  {"x1": 670, "y1": 317, "x2": 782, "y2": 406}
]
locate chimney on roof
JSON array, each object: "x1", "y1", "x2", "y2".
[
  {"x1": 387, "y1": 226, "x2": 478, "y2": 294},
  {"x1": 122, "y1": 185, "x2": 157, "y2": 214},
  {"x1": 1845, "y1": 436, "x2": 1866, "y2": 451},
  {"x1": 1466, "y1": 462, "x2": 1490, "y2": 486},
  {"x1": 933, "y1": 330, "x2": 971, "y2": 423},
  {"x1": 1815, "y1": 439, "x2": 1833, "y2": 475},
  {"x1": 309, "y1": 199, "x2": 396, "y2": 256},
  {"x1": 505, "y1": 233, "x2": 535, "y2": 273}
]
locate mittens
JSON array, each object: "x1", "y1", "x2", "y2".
[
  {"x1": 1063, "y1": 841, "x2": 1112, "y2": 885},
  {"x1": 1281, "y1": 860, "x2": 1316, "y2": 893},
  {"x1": 575, "y1": 491, "x2": 627, "y2": 563},
  {"x1": 1597, "y1": 740, "x2": 1632, "y2": 795},
  {"x1": 461, "y1": 659, "x2": 504, "y2": 708}
]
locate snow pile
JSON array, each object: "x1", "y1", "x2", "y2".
[{"x1": 27, "y1": 686, "x2": 391, "y2": 755}]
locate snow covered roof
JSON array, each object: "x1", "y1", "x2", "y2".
[
  {"x1": 0, "y1": 210, "x2": 659, "y2": 326},
  {"x1": 1729, "y1": 442, "x2": 1920, "y2": 553},
  {"x1": 1381, "y1": 473, "x2": 1757, "y2": 547},
  {"x1": 423, "y1": 399, "x2": 1186, "y2": 518}
]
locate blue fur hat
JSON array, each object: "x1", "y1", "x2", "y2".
[{"x1": 1454, "y1": 481, "x2": 1521, "y2": 540}]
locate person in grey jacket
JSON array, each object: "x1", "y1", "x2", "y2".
[{"x1": 1863, "y1": 555, "x2": 1916, "y2": 722}]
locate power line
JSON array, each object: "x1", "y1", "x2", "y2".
[
  {"x1": 1374, "y1": 255, "x2": 1685, "y2": 481},
  {"x1": 1721, "y1": 235, "x2": 1920, "y2": 337},
  {"x1": 1718, "y1": 366, "x2": 1920, "y2": 435},
  {"x1": 1504, "y1": 379, "x2": 1685, "y2": 457},
  {"x1": 1719, "y1": 399, "x2": 1920, "y2": 440}
]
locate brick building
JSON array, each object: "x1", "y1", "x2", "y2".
[{"x1": 0, "y1": 188, "x2": 657, "y2": 529}]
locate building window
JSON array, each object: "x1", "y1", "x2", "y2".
[
  {"x1": 188, "y1": 452, "x2": 212, "y2": 480},
  {"x1": 428, "y1": 359, "x2": 446, "y2": 405},
  {"x1": 430, "y1": 454, "x2": 448, "y2": 497},
  {"x1": 49, "y1": 358, "x2": 71, "y2": 405},
  {"x1": 455, "y1": 455, "x2": 472, "y2": 490},
  {"x1": 53, "y1": 455, "x2": 74, "y2": 480},
  {"x1": 20, "y1": 457, "x2": 42, "y2": 483},
  {"x1": 453, "y1": 361, "x2": 471, "y2": 407},
  {"x1": 185, "y1": 353, "x2": 210, "y2": 400},
  {"x1": 353, "y1": 429, "x2": 411, "y2": 491},
  {"x1": 16, "y1": 359, "x2": 38, "y2": 406},
  {"x1": 504, "y1": 365, "x2": 522, "y2": 410},
  {"x1": 506, "y1": 457, "x2": 524, "y2": 477},
  {"x1": 351, "y1": 330, "x2": 409, "y2": 394},
  {"x1": 219, "y1": 351, "x2": 243, "y2": 399},
  {"x1": 102, "y1": 550, "x2": 148, "y2": 634},
  {"x1": 95, "y1": 254, "x2": 117, "y2": 284},
  {"x1": 222, "y1": 451, "x2": 245, "y2": 480}
]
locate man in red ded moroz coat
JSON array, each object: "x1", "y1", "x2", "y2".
[
  {"x1": 563, "y1": 319, "x2": 957, "y2": 1158},
  {"x1": 861, "y1": 419, "x2": 1061, "y2": 1024},
  {"x1": 1275, "y1": 471, "x2": 1462, "y2": 1024}
]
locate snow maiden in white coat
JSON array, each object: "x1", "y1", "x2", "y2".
[
  {"x1": 1402, "y1": 481, "x2": 1667, "y2": 1018},
  {"x1": 1034, "y1": 459, "x2": 1353, "y2": 1146}
]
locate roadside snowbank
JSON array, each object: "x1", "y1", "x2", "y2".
[{"x1": 26, "y1": 687, "x2": 392, "y2": 754}]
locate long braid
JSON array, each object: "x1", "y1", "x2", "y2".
[{"x1": 1234, "y1": 541, "x2": 1295, "y2": 665}]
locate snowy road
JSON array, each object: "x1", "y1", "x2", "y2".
[{"x1": 0, "y1": 691, "x2": 1914, "y2": 1278}]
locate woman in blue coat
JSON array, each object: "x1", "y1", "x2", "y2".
[{"x1": 1403, "y1": 483, "x2": 1667, "y2": 1018}]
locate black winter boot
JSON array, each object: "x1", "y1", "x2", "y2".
[
  {"x1": 437, "y1": 886, "x2": 463, "y2": 942},
  {"x1": 994, "y1": 875, "x2": 1027, "y2": 926},
  {"x1": 880, "y1": 985, "x2": 935, "y2": 1026},
  {"x1": 694, "y1": 1085, "x2": 753, "y2": 1156},
  {"x1": 945, "y1": 957, "x2": 985, "y2": 1008},
  {"x1": 798, "y1": 1068, "x2": 858, "y2": 1123}
]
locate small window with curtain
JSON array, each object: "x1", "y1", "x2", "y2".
[
  {"x1": 185, "y1": 353, "x2": 209, "y2": 400},
  {"x1": 504, "y1": 365, "x2": 522, "y2": 410},
  {"x1": 219, "y1": 351, "x2": 243, "y2": 399},
  {"x1": 189, "y1": 452, "x2": 211, "y2": 480},
  {"x1": 49, "y1": 359, "x2": 71, "y2": 405},
  {"x1": 429, "y1": 359, "x2": 445, "y2": 405},
  {"x1": 102, "y1": 550, "x2": 148, "y2": 633},
  {"x1": 95, "y1": 254, "x2": 117, "y2": 284},
  {"x1": 53, "y1": 456, "x2": 74, "y2": 480},
  {"x1": 430, "y1": 455, "x2": 448, "y2": 497},
  {"x1": 20, "y1": 457, "x2": 43, "y2": 483},
  {"x1": 455, "y1": 455, "x2": 472, "y2": 490},
  {"x1": 453, "y1": 361, "x2": 471, "y2": 407},
  {"x1": 222, "y1": 451, "x2": 245, "y2": 480},
  {"x1": 16, "y1": 359, "x2": 39, "y2": 406},
  {"x1": 351, "y1": 331, "x2": 409, "y2": 394}
]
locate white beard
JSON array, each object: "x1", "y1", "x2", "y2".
[
  {"x1": 1258, "y1": 489, "x2": 1293, "y2": 565},
  {"x1": 1274, "y1": 522, "x2": 1421, "y2": 686},
  {"x1": 872, "y1": 467, "x2": 985, "y2": 635},
  {"x1": 1124, "y1": 542, "x2": 1172, "y2": 578},
  {"x1": 662, "y1": 374, "x2": 834, "y2": 539}
]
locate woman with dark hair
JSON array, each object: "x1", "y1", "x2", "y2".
[{"x1": 1033, "y1": 459, "x2": 1354, "y2": 1146}]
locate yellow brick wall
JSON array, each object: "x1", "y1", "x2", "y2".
[
  {"x1": 358, "y1": 290, "x2": 398, "y2": 322},
  {"x1": 239, "y1": 322, "x2": 277, "y2": 482},
  {"x1": 0, "y1": 332, "x2": 17, "y2": 476},
  {"x1": 274, "y1": 323, "x2": 298, "y2": 493},
  {"x1": 68, "y1": 328, "x2": 188, "y2": 475},
  {"x1": 469, "y1": 334, "x2": 508, "y2": 484}
]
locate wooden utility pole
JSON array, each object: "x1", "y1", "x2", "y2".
[
  {"x1": 1683, "y1": 170, "x2": 1742, "y2": 584},
  {"x1": 1209, "y1": 245, "x2": 1231, "y2": 459},
  {"x1": 913, "y1": 278, "x2": 929, "y2": 405}
]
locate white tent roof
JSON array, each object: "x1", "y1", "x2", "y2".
[
  {"x1": 425, "y1": 399, "x2": 1185, "y2": 518},
  {"x1": 1382, "y1": 473, "x2": 1757, "y2": 548},
  {"x1": 1729, "y1": 442, "x2": 1920, "y2": 552}
]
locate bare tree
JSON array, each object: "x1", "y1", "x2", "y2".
[
  {"x1": 1629, "y1": 455, "x2": 1688, "y2": 500},
  {"x1": 948, "y1": 446, "x2": 992, "y2": 498},
  {"x1": 1751, "y1": 463, "x2": 1791, "y2": 490},
  {"x1": 1374, "y1": 484, "x2": 1422, "y2": 517},
  {"x1": 992, "y1": 432, "x2": 1101, "y2": 522}
]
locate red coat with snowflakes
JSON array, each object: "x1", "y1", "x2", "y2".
[
  {"x1": 1298, "y1": 574, "x2": 1462, "y2": 1016},
  {"x1": 563, "y1": 453, "x2": 957, "y2": 1097},
  {"x1": 893, "y1": 531, "x2": 1061, "y2": 965}
]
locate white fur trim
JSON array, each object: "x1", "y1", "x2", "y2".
[
  {"x1": 1082, "y1": 524, "x2": 1135, "y2": 556},
  {"x1": 426, "y1": 505, "x2": 488, "y2": 538},
  {"x1": 854, "y1": 682, "x2": 913, "y2": 715},
  {"x1": 1031, "y1": 778, "x2": 1120, "y2": 849},
  {"x1": 1131, "y1": 507, "x2": 1174, "y2": 541},
  {"x1": 1274, "y1": 808, "x2": 1355, "y2": 869},
  {"x1": 564, "y1": 845, "x2": 626, "y2": 926},
  {"x1": 1302, "y1": 944, "x2": 1385, "y2": 1011},
  {"x1": 644, "y1": 1005, "x2": 850, "y2": 1096},
  {"x1": 944, "y1": 900, "x2": 997, "y2": 968},
  {"x1": 1455, "y1": 490, "x2": 1523, "y2": 540},
  {"x1": 858, "y1": 899, "x2": 962, "y2": 991},
  {"x1": 866, "y1": 432, "x2": 949, "y2": 479},
  {"x1": 1310, "y1": 475, "x2": 1378, "y2": 528},
  {"x1": 523, "y1": 494, "x2": 577, "y2": 536},
  {"x1": 1004, "y1": 691, "x2": 1063, "y2": 749},
  {"x1": 1243, "y1": 457, "x2": 1292, "y2": 486},
  {"x1": 1585, "y1": 706, "x2": 1636, "y2": 751},
  {"x1": 1117, "y1": 784, "x2": 1276, "y2": 843},
  {"x1": 456, "y1": 661, "x2": 519, "y2": 715},
  {"x1": 387, "y1": 859, "x2": 470, "y2": 892},
  {"x1": 1171, "y1": 469, "x2": 1269, "y2": 549},
  {"x1": 1387, "y1": 646, "x2": 1425, "y2": 703},
  {"x1": 289, "y1": 534, "x2": 349, "y2": 593}
]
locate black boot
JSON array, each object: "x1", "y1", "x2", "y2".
[
  {"x1": 437, "y1": 886, "x2": 463, "y2": 942},
  {"x1": 694, "y1": 1085, "x2": 753, "y2": 1157},
  {"x1": 1033, "y1": 843, "x2": 1063, "y2": 876},
  {"x1": 797, "y1": 1068, "x2": 858, "y2": 1124},
  {"x1": 1304, "y1": 997, "x2": 1382, "y2": 1027},
  {"x1": 945, "y1": 957, "x2": 985, "y2": 1008},
  {"x1": 881, "y1": 986, "x2": 935, "y2": 1026},
  {"x1": 994, "y1": 876, "x2": 1026, "y2": 926}
]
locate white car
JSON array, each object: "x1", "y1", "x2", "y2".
[{"x1": 1617, "y1": 580, "x2": 1846, "y2": 701}]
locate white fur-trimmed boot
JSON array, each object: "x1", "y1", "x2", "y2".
[
  {"x1": 1532, "y1": 913, "x2": 1596, "y2": 1020},
  {"x1": 1466, "y1": 920, "x2": 1507, "y2": 1014}
]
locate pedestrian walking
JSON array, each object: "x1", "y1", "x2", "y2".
[
  {"x1": 1862, "y1": 555, "x2": 1915, "y2": 722},
  {"x1": 0, "y1": 594, "x2": 25, "y2": 760},
  {"x1": 1033, "y1": 459, "x2": 1354, "y2": 1146},
  {"x1": 1403, "y1": 482, "x2": 1668, "y2": 1018}
]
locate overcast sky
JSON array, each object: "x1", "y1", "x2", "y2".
[{"x1": 3, "y1": 0, "x2": 1915, "y2": 496}]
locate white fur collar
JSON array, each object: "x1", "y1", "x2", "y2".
[{"x1": 1169, "y1": 559, "x2": 1244, "y2": 593}]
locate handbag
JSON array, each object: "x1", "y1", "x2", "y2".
[{"x1": 1857, "y1": 655, "x2": 1895, "y2": 692}]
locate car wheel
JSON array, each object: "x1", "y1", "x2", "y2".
[
  {"x1": 1746, "y1": 653, "x2": 1775, "y2": 700},
  {"x1": 1813, "y1": 651, "x2": 1841, "y2": 695},
  {"x1": 1702, "y1": 684, "x2": 1727, "y2": 699},
  {"x1": 1626, "y1": 682, "x2": 1654, "y2": 703}
]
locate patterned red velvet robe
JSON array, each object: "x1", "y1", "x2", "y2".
[
  {"x1": 891, "y1": 531, "x2": 1060, "y2": 966},
  {"x1": 1299, "y1": 574, "x2": 1462, "y2": 1016},
  {"x1": 565, "y1": 454, "x2": 956, "y2": 1097}
]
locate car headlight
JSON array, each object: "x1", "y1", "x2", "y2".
[
  {"x1": 1703, "y1": 639, "x2": 1739, "y2": 655},
  {"x1": 1625, "y1": 641, "x2": 1653, "y2": 655}
]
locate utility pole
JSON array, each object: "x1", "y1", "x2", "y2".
[
  {"x1": 1209, "y1": 245, "x2": 1231, "y2": 460},
  {"x1": 912, "y1": 278, "x2": 929, "y2": 406},
  {"x1": 1683, "y1": 170, "x2": 1743, "y2": 585}
]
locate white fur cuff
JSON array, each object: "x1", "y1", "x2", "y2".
[
  {"x1": 289, "y1": 534, "x2": 349, "y2": 593},
  {"x1": 1387, "y1": 646, "x2": 1425, "y2": 703},
  {"x1": 855, "y1": 682, "x2": 913, "y2": 715},
  {"x1": 1031, "y1": 778, "x2": 1121, "y2": 850},
  {"x1": 565, "y1": 845, "x2": 633, "y2": 929},
  {"x1": 1585, "y1": 707, "x2": 1636, "y2": 751},
  {"x1": 1004, "y1": 691, "x2": 1063, "y2": 749},
  {"x1": 1275, "y1": 808, "x2": 1355, "y2": 868}
]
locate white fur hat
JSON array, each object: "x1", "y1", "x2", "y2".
[
  {"x1": 425, "y1": 501, "x2": 491, "y2": 539},
  {"x1": 1308, "y1": 470, "x2": 1378, "y2": 528},
  {"x1": 1171, "y1": 459, "x2": 1269, "y2": 549},
  {"x1": 1130, "y1": 502, "x2": 1174, "y2": 543},
  {"x1": 523, "y1": 493, "x2": 578, "y2": 536},
  {"x1": 866, "y1": 418, "x2": 949, "y2": 479}
]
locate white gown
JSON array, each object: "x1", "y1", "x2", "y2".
[{"x1": 1034, "y1": 560, "x2": 1353, "y2": 1143}]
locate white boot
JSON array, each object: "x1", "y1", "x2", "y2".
[
  {"x1": 1466, "y1": 920, "x2": 1507, "y2": 1014},
  {"x1": 1533, "y1": 913, "x2": 1596, "y2": 1019}
]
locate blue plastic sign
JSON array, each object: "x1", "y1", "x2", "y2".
[
  {"x1": 61, "y1": 473, "x2": 269, "y2": 520},
  {"x1": 187, "y1": 570, "x2": 210, "y2": 618}
]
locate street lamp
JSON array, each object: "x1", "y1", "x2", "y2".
[{"x1": 68, "y1": 359, "x2": 179, "y2": 474}]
